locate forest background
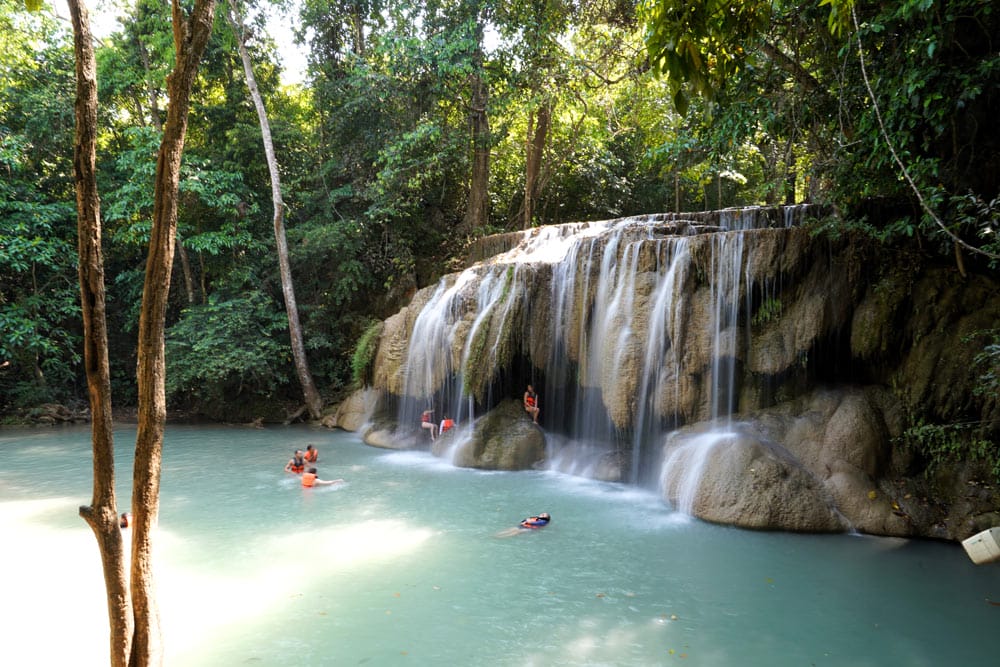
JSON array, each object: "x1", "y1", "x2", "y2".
[{"x1": 2, "y1": 0, "x2": 999, "y2": 424}]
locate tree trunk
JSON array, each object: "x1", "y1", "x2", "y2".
[
  {"x1": 131, "y1": 1, "x2": 217, "y2": 664},
  {"x1": 225, "y1": 1, "x2": 324, "y2": 420},
  {"x1": 66, "y1": 3, "x2": 133, "y2": 665},
  {"x1": 522, "y1": 99, "x2": 550, "y2": 230},
  {"x1": 464, "y1": 45, "x2": 490, "y2": 233}
]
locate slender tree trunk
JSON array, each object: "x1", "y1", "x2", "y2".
[
  {"x1": 225, "y1": 1, "x2": 324, "y2": 420},
  {"x1": 522, "y1": 99, "x2": 550, "y2": 230},
  {"x1": 464, "y1": 44, "x2": 490, "y2": 233},
  {"x1": 67, "y1": 3, "x2": 132, "y2": 665},
  {"x1": 131, "y1": 1, "x2": 216, "y2": 663}
]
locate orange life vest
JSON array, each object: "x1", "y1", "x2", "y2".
[
  {"x1": 289, "y1": 457, "x2": 305, "y2": 474},
  {"x1": 304, "y1": 449, "x2": 318, "y2": 463},
  {"x1": 302, "y1": 472, "x2": 317, "y2": 487},
  {"x1": 525, "y1": 394, "x2": 537, "y2": 408},
  {"x1": 441, "y1": 418, "x2": 455, "y2": 433}
]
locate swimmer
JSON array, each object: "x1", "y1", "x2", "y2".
[
  {"x1": 495, "y1": 512, "x2": 551, "y2": 537},
  {"x1": 301, "y1": 467, "x2": 344, "y2": 488},
  {"x1": 519, "y1": 512, "x2": 551, "y2": 528},
  {"x1": 304, "y1": 444, "x2": 319, "y2": 463}
]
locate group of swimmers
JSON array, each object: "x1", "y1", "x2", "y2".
[{"x1": 285, "y1": 444, "x2": 343, "y2": 487}]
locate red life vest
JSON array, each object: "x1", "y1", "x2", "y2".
[
  {"x1": 302, "y1": 472, "x2": 317, "y2": 487},
  {"x1": 525, "y1": 394, "x2": 537, "y2": 408}
]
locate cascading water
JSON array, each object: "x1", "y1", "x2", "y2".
[{"x1": 388, "y1": 207, "x2": 809, "y2": 510}]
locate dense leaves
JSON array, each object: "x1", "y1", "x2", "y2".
[{"x1": 2, "y1": 0, "x2": 998, "y2": 419}]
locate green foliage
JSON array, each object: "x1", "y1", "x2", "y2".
[
  {"x1": 971, "y1": 330, "x2": 1000, "y2": 400},
  {"x1": 640, "y1": 0, "x2": 771, "y2": 114},
  {"x1": 350, "y1": 319, "x2": 383, "y2": 386},
  {"x1": 751, "y1": 297, "x2": 782, "y2": 327},
  {"x1": 898, "y1": 420, "x2": 1000, "y2": 484},
  {"x1": 165, "y1": 293, "x2": 293, "y2": 408}
]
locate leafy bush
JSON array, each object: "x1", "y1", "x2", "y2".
[
  {"x1": 350, "y1": 319, "x2": 383, "y2": 387},
  {"x1": 898, "y1": 420, "x2": 999, "y2": 483},
  {"x1": 165, "y1": 292, "x2": 292, "y2": 409}
]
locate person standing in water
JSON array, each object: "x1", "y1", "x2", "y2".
[
  {"x1": 304, "y1": 444, "x2": 319, "y2": 464},
  {"x1": 523, "y1": 385, "x2": 540, "y2": 423},
  {"x1": 284, "y1": 449, "x2": 305, "y2": 474}
]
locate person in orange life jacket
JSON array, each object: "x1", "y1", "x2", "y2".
[
  {"x1": 285, "y1": 450, "x2": 305, "y2": 474},
  {"x1": 421, "y1": 409, "x2": 438, "y2": 440},
  {"x1": 439, "y1": 416, "x2": 455, "y2": 434},
  {"x1": 523, "y1": 385, "x2": 540, "y2": 423},
  {"x1": 304, "y1": 444, "x2": 319, "y2": 464},
  {"x1": 301, "y1": 467, "x2": 343, "y2": 487}
]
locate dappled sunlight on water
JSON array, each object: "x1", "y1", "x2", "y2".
[{"x1": 2, "y1": 426, "x2": 997, "y2": 666}]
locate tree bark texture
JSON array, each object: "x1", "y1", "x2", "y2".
[
  {"x1": 67, "y1": 3, "x2": 133, "y2": 665},
  {"x1": 131, "y1": 1, "x2": 216, "y2": 664},
  {"x1": 225, "y1": 1, "x2": 324, "y2": 420},
  {"x1": 464, "y1": 44, "x2": 490, "y2": 233},
  {"x1": 522, "y1": 99, "x2": 550, "y2": 230}
]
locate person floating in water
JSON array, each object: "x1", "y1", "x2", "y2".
[
  {"x1": 523, "y1": 385, "x2": 540, "y2": 424},
  {"x1": 285, "y1": 449, "x2": 305, "y2": 474},
  {"x1": 520, "y1": 512, "x2": 551, "y2": 529},
  {"x1": 304, "y1": 444, "x2": 319, "y2": 464},
  {"x1": 496, "y1": 512, "x2": 551, "y2": 537},
  {"x1": 421, "y1": 409, "x2": 438, "y2": 441},
  {"x1": 301, "y1": 467, "x2": 344, "y2": 487}
]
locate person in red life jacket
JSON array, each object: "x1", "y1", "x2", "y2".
[
  {"x1": 519, "y1": 512, "x2": 551, "y2": 529},
  {"x1": 523, "y1": 385, "x2": 540, "y2": 423},
  {"x1": 119, "y1": 512, "x2": 132, "y2": 529},
  {"x1": 284, "y1": 450, "x2": 305, "y2": 474},
  {"x1": 439, "y1": 416, "x2": 455, "y2": 434},
  {"x1": 301, "y1": 467, "x2": 343, "y2": 487},
  {"x1": 304, "y1": 444, "x2": 319, "y2": 464},
  {"x1": 421, "y1": 409, "x2": 438, "y2": 441}
]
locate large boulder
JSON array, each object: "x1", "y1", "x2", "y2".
[
  {"x1": 447, "y1": 399, "x2": 546, "y2": 470},
  {"x1": 661, "y1": 427, "x2": 846, "y2": 532},
  {"x1": 661, "y1": 387, "x2": 917, "y2": 534}
]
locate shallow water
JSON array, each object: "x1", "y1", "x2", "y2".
[{"x1": 1, "y1": 425, "x2": 997, "y2": 666}]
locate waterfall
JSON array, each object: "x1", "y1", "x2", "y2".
[{"x1": 386, "y1": 206, "x2": 814, "y2": 493}]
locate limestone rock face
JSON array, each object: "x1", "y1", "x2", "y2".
[
  {"x1": 325, "y1": 388, "x2": 378, "y2": 432},
  {"x1": 449, "y1": 399, "x2": 546, "y2": 471}
]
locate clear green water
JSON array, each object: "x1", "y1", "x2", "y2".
[{"x1": 1, "y1": 425, "x2": 997, "y2": 666}]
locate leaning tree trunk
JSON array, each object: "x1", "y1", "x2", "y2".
[
  {"x1": 131, "y1": 1, "x2": 217, "y2": 664},
  {"x1": 67, "y1": 2, "x2": 132, "y2": 665},
  {"x1": 225, "y1": 1, "x2": 324, "y2": 420}
]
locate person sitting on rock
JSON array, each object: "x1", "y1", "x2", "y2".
[
  {"x1": 421, "y1": 409, "x2": 438, "y2": 440},
  {"x1": 523, "y1": 385, "x2": 540, "y2": 424}
]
